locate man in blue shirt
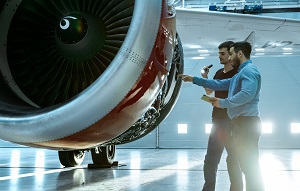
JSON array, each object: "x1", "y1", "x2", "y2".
[
  {"x1": 201, "y1": 41, "x2": 243, "y2": 191},
  {"x1": 179, "y1": 41, "x2": 264, "y2": 191}
]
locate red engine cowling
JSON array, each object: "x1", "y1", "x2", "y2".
[{"x1": 0, "y1": 0, "x2": 184, "y2": 150}]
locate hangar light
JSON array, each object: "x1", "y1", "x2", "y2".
[
  {"x1": 255, "y1": 48, "x2": 265, "y2": 52},
  {"x1": 262, "y1": 123, "x2": 272, "y2": 134},
  {"x1": 282, "y1": 47, "x2": 292, "y2": 51},
  {"x1": 178, "y1": 124, "x2": 187, "y2": 134},
  {"x1": 291, "y1": 123, "x2": 300, "y2": 133},
  {"x1": 255, "y1": 53, "x2": 265, "y2": 56},
  {"x1": 197, "y1": 49, "x2": 209, "y2": 53},
  {"x1": 191, "y1": 57, "x2": 205, "y2": 60},
  {"x1": 186, "y1": 44, "x2": 202, "y2": 49},
  {"x1": 199, "y1": 54, "x2": 210, "y2": 57}
]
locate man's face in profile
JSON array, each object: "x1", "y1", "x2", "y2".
[
  {"x1": 229, "y1": 47, "x2": 240, "y2": 69},
  {"x1": 218, "y1": 47, "x2": 230, "y2": 65}
]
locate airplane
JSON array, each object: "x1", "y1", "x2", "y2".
[
  {"x1": 1, "y1": 0, "x2": 300, "y2": 168},
  {"x1": 0, "y1": 0, "x2": 184, "y2": 167},
  {"x1": 175, "y1": 7, "x2": 300, "y2": 58}
]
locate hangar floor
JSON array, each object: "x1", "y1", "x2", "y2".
[{"x1": 0, "y1": 147, "x2": 300, "y2": 191}]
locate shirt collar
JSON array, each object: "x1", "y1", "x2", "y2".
[{"x1": 238, "y1": 60, "x2": 252, "y2": 72}]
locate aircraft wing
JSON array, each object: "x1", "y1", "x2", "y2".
[{"x1": 175, "y1": 8, "x2": 300, "y2": 58}]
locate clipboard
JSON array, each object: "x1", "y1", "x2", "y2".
[{"x1": 201, "y1": 94, "x2": 212, "y2": 103}]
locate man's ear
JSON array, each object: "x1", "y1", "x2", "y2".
[{"x1": 238, "y1": 50, "x2": 243, "y2": 58}]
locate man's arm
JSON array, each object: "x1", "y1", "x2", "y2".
[
  {"x1": 177, "y1": 74, "x2": 193, "y2": 82},
  {"x1": 193, "y1": 77, "x2": 231, "y2": 91},
  {"x1": 219, "y1": 67, "x2": 260, "y2": 108},
  {"x1": 177, "y1": 74, "x2": 231, "y2": 91}
]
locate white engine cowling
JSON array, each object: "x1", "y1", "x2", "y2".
[{"x1": 0, "y1": 0, "x2": 183, "y2": 149}]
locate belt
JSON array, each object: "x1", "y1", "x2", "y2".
[{"x1": 232, "y1": 116, "x2": 259, "y2": 122}]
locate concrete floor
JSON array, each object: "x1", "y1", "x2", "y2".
[{"x1": 0, "y1": 147, "x2": 300, "y2": 191}]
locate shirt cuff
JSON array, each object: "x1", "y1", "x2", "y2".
[{"x1": 219, "y1": 99, "x2": 226, "y2": 109}]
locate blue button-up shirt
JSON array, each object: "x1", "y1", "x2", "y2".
[{"x1": 193, "y1": 60, "x2": 261, "y2": 119}]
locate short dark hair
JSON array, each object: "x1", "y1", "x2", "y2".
[
  {"x1": 230, "y1": 41, "x2": 252, "y2": 59},
  {"x1": 218, "y1": 41, "x2": 234, "y2": 52}
]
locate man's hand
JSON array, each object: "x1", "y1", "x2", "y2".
[
  {"x1": 201, "y1": 66, "x2": 210, "y2": 78},
  {"x1": 177, "y1": 74, "x2": 194, "y2": 82},
  {"x1": 209, "y1": 97, "x2": 221, "y2": 108}
]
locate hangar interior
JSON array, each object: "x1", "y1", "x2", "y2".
[
  {"x1": 1, "y1": 0, "x2": 300, "y2": 150},
  {"x1": 1, "y1": 1, "x2": 300, "y2": 191}
]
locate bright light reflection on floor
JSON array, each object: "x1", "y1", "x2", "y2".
[
  {"x1": 177, "y1": 151, "x2": 188, "y2": 169},
  {"x1": 130, "y1": 151, "x2": 141, "y2": 188},
  {"x1": 291, "y1": 152, "x2": 300, "y2": 189},
  {"x1": 34, "y1": 150, "x2": 45, "y2": 188},
  {"x1": 130, "y1": 152, "x2": 141, "y2": 170},
  {"x1": 9, "y1": 150, "x2": 20, "y2": 190},
  {"x1": 10, "y1": 150, "x2": 20, "y2": 178},
  {"x1": 73, "y1": 151, "x2": 201, "y2": 191},
  {"x1": 177, "y1": 151, "x2": 188, "y2": 188},
  {"x1": 292, "y1": 152, "x2": 300, "y2": 170},
  {"x1": 260, "y1": 153, "x2": 298, "y2": 191}
]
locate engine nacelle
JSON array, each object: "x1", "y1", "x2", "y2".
[{"x1": 0, "y1": 0, "x2": 183, "y2": 150}]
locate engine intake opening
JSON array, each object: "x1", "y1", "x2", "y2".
[{"x1": 4, "y1": 0, "x2": 134, "y2": 108}]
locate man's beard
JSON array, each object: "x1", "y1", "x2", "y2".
[{"x1": 231, "y1": 56, "x2": 240, "y2": 69}]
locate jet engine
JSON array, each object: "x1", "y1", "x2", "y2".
[{"x1": 0, "y1": 0, "x2": 184, "y2": 166}]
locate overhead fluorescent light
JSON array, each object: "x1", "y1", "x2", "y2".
[
  {"x1": 199, "y1": 54, "x2": 210, "y2": 57},
  {"x1": 197, "y1": 49, "x2": 209, "y2": 53},
  {"x1": 191, "y1": 57, "x2": 205, "y2": 60},
  {"x1": 255, "y1": 48, "x2": 265, "y2": 52},
  {"x1": 282, "y1": 47, "x2": 292, "y2": 51},
  {"x1": 186, "y1": 44, "x2": 202, "y2": 49}
]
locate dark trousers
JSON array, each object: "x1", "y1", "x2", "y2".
[
  {"x1": 202, "y1": 118, "x2": 243, "y2": 191},
  {"x1": 231, "y1": 116, "x2": 265, "y2": 191}
]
